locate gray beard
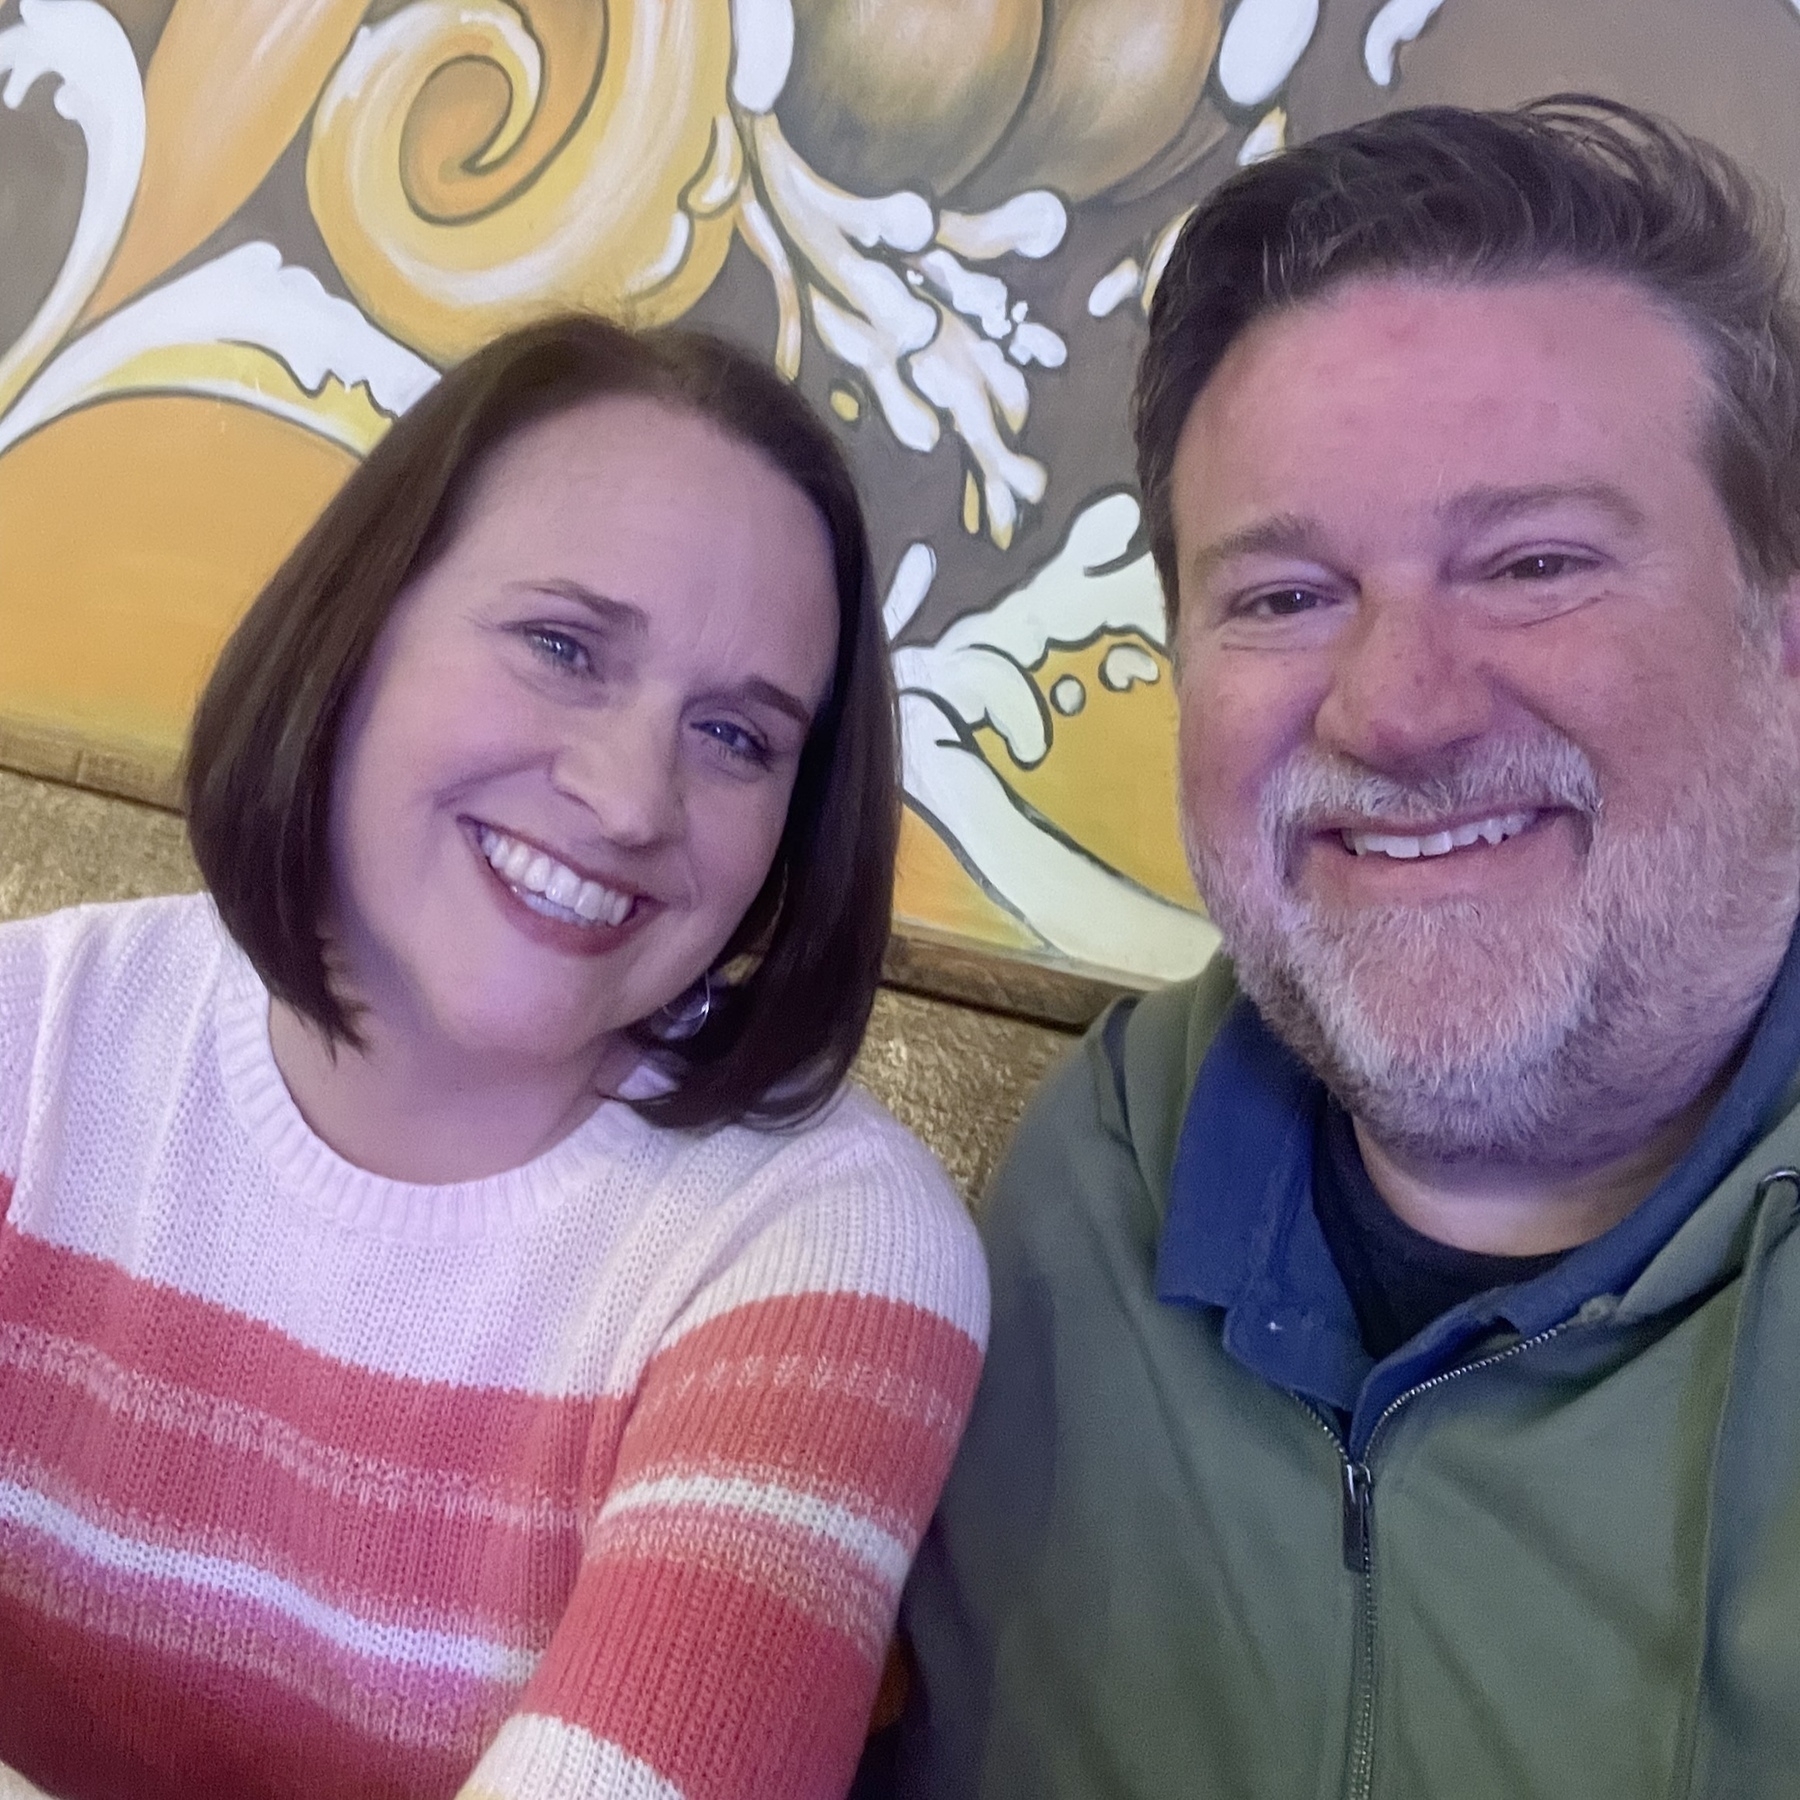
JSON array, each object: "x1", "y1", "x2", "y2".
[{"x1": 1188, "y1": 709, "x2": 1800, "y2": 1176}]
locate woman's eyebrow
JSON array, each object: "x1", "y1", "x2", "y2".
[
  {"x1": 514, "y1": 579, "x2": 649, "y2": 635},
  {"x1": 725, "y1": 677, "x2": 814, "y2": 729}
]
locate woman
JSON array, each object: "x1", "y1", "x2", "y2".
[{"x1": 0, "y1": 318, "x2": 987, "y2": 1800}]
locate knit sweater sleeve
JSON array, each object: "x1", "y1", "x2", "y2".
[
  {"x1": 461, "y1": 1098, "x2": 988, "y2": 1800},
  {"x1": 0, "y1": 911, "x2": 54, "y2": 1217}
]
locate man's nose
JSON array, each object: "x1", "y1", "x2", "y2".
[
  {"x1": 1311, "y1": 582, "x2": 1498, "y2": 773},
  {"x1": 552, "y1": 708, "x2": 685, "y2": 847}
]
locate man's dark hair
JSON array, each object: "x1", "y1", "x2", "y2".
[
  {"x1": 1134, "y1": 95, "x2": 1800, "y2": 621},
  {"x1": 185, "y1": 313, "x2": 896, "y2": 1132}
]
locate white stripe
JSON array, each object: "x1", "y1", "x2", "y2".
[
  {"x1": 0, "y1": 1479, "x2": 534, "y2": 1683},
  {"x1": 598, "y1": 1473, "x2": 911, "y2": 1589},
  {"x1": 469, "y1": 1713, "x2": 685, "y2": 1800}
]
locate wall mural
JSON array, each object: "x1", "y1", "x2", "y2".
[{"x1": 5, "y1": 0, "x2": 1800, "y2": 995}]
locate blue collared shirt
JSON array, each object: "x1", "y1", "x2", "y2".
[{"x1": 1155, "y1": 926, "x2": 1800, "y2": 1456}]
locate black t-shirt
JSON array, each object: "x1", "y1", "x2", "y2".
[{"x1": 1311, "y1": 1096, "x2": 1568, "y2": 1363}]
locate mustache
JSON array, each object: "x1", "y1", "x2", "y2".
[{"x1": 1260, "y1": 734, "x2": 1603, "y2": 841}]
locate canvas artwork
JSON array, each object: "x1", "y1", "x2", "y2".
[{"x1": 6, "y1": 0, "x2": 1800, "y2": 1010}]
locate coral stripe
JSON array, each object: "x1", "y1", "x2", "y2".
[
  {"x1": 528, "y1": 1557, "x2": 877, "y2": 1800},
  {"x1": 0, "y1": 1318, "x2": 598, "y2": 1626},
  {"x1": 0, "y1": 1224, "x2": 593, "y2": 1473}
]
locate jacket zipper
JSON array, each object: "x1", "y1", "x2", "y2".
[{"x1": 1297, "y1": 1318, "x2": 1579, "y2": 1800}]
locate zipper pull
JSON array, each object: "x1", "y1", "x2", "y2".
[{"x1": 1341, "y1": 1460, "x2": 1372, "y2": 1572}]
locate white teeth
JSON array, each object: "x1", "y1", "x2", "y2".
[
  {"x1": 1344, "y1": 810, "x2": 1536, "y2": 860},
  {"x1": 476, "y1": 827, "x2": 634, "y2": 927}
]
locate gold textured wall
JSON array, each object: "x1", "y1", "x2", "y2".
[{"x1": 0, "y1": 766, "x2": 1071, "y2": 1202}]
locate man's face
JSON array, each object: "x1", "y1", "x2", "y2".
[{"x1": 1171, "y1": 274, "x2": 1800, "y2": 1169}]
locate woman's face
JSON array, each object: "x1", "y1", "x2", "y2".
[{"x1": 327, "y1": 394, "x2": 841, "y2": 1081}]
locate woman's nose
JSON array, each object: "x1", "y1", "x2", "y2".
[
  {"x1": 552, "y1": 710, "x2": 684, "y2": 846},
  {"x1": 1311, "y1": 583, "x2": 1498, "y2": 774}
]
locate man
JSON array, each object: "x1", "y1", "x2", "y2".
[{"x1": 870, "y1": 98, "x2": 1800, "y2": 1797}]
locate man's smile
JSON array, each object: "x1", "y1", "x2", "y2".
[{"x1": 1340, "y1": 808, "x2": 1537, "y2": 859}]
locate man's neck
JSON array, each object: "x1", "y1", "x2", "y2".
[{"x1": 1351, "y1": 1068, "x2": 1732, "y2": 1258}]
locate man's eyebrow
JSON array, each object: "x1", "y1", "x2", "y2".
[
  {"x1": 513, "y1": 579, "x2": 649, "y2": 634},
  {"x1": 1438, "y1": 481, "x2": 1650, "y2": 536},
  {"x1": 1184, "y1": 514, "x2": 1328, "y2": 587}
]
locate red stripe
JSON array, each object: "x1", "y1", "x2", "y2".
[
  {"x1": 0, "y1": 1222, "x2": 594, "y2": 1477},
  {"x1": 528, "y1": 1554, "x2": 878, "y2": 1800},
  {"x1": 0, "y1": 1329, "x2": 609, "y2": 1627},
  {"x1": 0, "y1": 1586, "x2": 484, "y2": 1800},
  {"x1": 619, "y1": 1292, "x2": 982, "y2": 1523}
]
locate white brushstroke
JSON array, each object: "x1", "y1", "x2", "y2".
[
  {"x1": 1088, "y1": 258, "x2": 1143, "y2": 318},
  {"x1": 0, "y1": 0, "x2": 145, "y2": 421},
  {"x1": 902, "y1": 692, "x2": 1217, "y2": 981},
  {"x1": 1007, "y1": 321, "x2": 1066, "y2": 368},
  {"x1": 1365, "y1": 0, "x2": 1448, "y2": 86},
  {"x1": 889, "y1": 493, "x2": 1215, "y2": 979},
  {"x1": 0, "y1": 242, "x2": 438, "y2": 458},
  {"x1": 1217, "y1": 0, "x2": 1320, "y2": 108},
  {"x1": 936, "y1": 191, "x2": 1067, "y2": 261},
  {"x1": 916, "y1": 248, "x2": 1011, "y2": 339},
  {"x1": 883, "y1": 542, "x2": 936, "y2": 640},
  {"x1": 1238, "y1": 106, "x2": 1287, "y2": 164},
  {"x1": 1100, "y1": 643, "x2": 1161, "y2": 691},
  {"x1": 809, "y1": 289, "x2": 940, "y2": 452},
  {"x1": 892, "y1": 493, "x2": 1164, "y2": 766},
  {"x1": 730, "y1": 0, "x2": 795, "y2": 112},
  {"x1": 908, "y1": 306, "x2": 1045, "y2": 547},
  {"x1": 1050, "y1": 675, "x2": 1086, "y2": 715}
]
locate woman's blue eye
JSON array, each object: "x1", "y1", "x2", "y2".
[
  {"x1": 698, "y1": 719, "x2": 770, "y2": 766},
  {"x1": 523, "y1": 626, "x2": 589, "y2": 672}
]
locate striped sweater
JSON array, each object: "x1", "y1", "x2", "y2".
[{"x1": 0, "y1": 895, "x2": 987, "y2": 1800}]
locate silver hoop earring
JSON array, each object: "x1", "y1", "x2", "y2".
[{"x1": 655, "y1": 970, "x2": 713, "y2": 1041}]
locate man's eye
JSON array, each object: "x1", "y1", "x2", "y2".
[
  {"x1": 1242, "y1": 588, "x2": 1320, "y2": 619},
  {"x1": 1497, "y1": 553, "x2": 1587, "y2": 581},
  {"x1": 522, "y1": 626, "x2": 590, "y2": 673}
]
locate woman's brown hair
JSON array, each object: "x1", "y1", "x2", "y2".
[{"x1": 185, "y1": 315, "x2": 897, "y2": 1131}]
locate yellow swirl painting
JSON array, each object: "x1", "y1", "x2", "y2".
[{"x1": 7, "y1": 0, "x2": 1785, "y2": 988}]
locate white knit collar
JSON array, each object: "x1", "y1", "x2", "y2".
[{"x1": 207, "y1": 911, "x2": 654, "y2": 1244}]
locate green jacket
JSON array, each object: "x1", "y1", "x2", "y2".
[{"x1": 879, "y1": 962, "x2": 1800, "y2": 1799}]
